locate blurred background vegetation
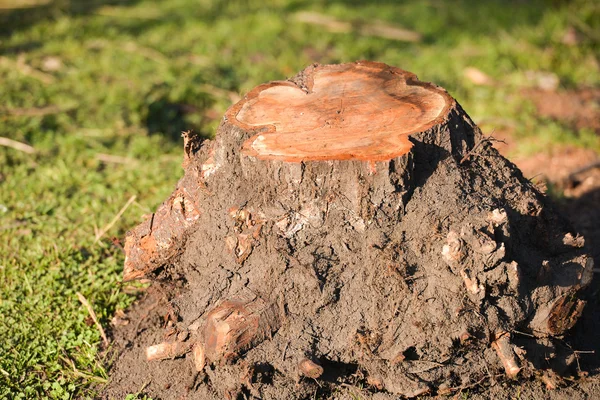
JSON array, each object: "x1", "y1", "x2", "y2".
[{"x1": 0, "y1": 0, "x2": 598, "y2": 398}]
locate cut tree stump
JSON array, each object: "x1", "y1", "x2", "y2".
[{"x1": 108, "y1": 62, "x2": 594, "y2": 400}]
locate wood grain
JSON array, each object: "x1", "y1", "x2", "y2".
[{"x1": 229, "y1": 61, "x2": 452, "y2": 162}]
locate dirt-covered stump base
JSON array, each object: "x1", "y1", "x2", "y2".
[{"x1": 104, "y1": 62, "x2": 594, "y2": 399}]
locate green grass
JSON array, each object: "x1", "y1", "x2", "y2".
[{"x1": 0, "y1": 0, "x2": 598, "y2": 398}]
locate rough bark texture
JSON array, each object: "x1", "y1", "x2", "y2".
[{"x1": 105, "y1": 62, "x2": 593, "y2": 399}]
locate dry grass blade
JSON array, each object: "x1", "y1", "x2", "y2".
[
  {"x1": 0, "y1": 55, "x2": 55, "y2": 84},
  {"x1": 359, "y1": 22, "x2": 421, "y2": 42},
  {"x1": 59, "y1": 354, "x2": 108, "y2": 383},
  {"x1": 0, "y1": 0, "x2": 51, "y2": 9},
  {"x1": 293, "y1": 11, "x2": 421, "y2": 42},
  {"x1": 96, "y1": 153, "x2": 137, "y2": 165},
  {"x1": 293, "y1": 11, "x2": 351, "y2": 33},
  {"x1": 76, "y1": 292, "x2": 109, "y2": 347},
  {"x1": 0, "y1": 136, "x2": 35, "y2": 154},
  {"x1": 1, "y1": 105, "x2": 61, "y2": 117},
  {"x1": 94, "y1": 195, "x2": 137, "y2": 243},
  {"x1": 1, "y1": 103, "x2": 77, "y2": 117},
  {"x1": 86, "y1": 39, "x2": 167, "y2": 64},
  {"x1": 198, "y1": 83, "x2": 241, "y2": 103},
  {"x1": 464, "y1": 67, "x2": 494, "y2": 86}
]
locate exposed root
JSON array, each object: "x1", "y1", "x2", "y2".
[
  {"x1": 492, "y1": 332, "x2": 521, "y2": 378},
  {"x1": 366, "y1": 375, "x2": 384, "y2": 390},
  {"x1": 204, "y1": 299, "x2": 281, "y2": 363},
  {"x1": 298, "y1": 358, "x2": 324, "y2": 379},
  {"x1": 192, "y1": 343, "x2": 206, "y2": 371},
  {"x1": 442, "y1": 231, "x2": 463, "y2": 263},
  {"x1": 540, "y1": 370, "x2": 561, "y2": 390},
  {"x1": 487, "y1": 208, "x2": 507, "y2": 226},
  {"x1": 145, "y1": 341, "x2": 190, "y2": 361},
  {"x1": 460, "y1": 269, "x2": 483, "y2": 295}
]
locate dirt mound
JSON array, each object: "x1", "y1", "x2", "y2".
[{"x1": 102, "y1": 62, "x2": 595, "y2": 399}]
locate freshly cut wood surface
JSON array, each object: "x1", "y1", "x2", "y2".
[{"x1": 229, "y1": 61, "x2": 452, "y2": 162}]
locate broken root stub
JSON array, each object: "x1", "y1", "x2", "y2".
[
  {"x1": 145, "y1": 341, "x2": 190, "y2": 361},
  {"x1": 298, "y1": 358, "x2": 324, "y2": 379},
  {"x1": 203, "y1": 298, "x2": 281, "y2": 364},
  {"x1": 492, "y1": 332, "x2": 521, "y2": 378},
  {"x1": 192, "y1": 342, "x2": 206, "y2": 372},
  {"x1": 110, "y1": 61, "x2": 593, "y2": 399}
]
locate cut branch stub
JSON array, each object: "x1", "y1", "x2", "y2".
[
  {"x1": 203, "y1": 299, "x2": 281, "y2": 364},
  {"x1": 227, "y1": 61, "x2": 453, "y2": 162}
]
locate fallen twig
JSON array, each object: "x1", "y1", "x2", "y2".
[
  {"x1": 94, "y1": 195, "x2": 136, "y2": 243},
  {"x1": 0, "y1": 137, "x2": 35, "y2": 154},
  {"x1": 76, "y1": 292, "x2": 109, "y2": 347},
  {"x1": 0, "y1": 104, "x2": 77, "y2": 117}
]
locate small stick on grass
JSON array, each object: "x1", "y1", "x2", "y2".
[
  {"x1": 94, "y1": 195, "x2": 136, "y2": 243},
  {"x1": 0, "y1": 137, "x2": 35, "y2": 154},
  {"x1": 76, "y1": 292, "x2": 109, "y2": 347}
]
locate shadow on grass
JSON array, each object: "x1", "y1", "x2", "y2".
[
  {"x1": 0, "y1": 0, "x2": 142, "y2": 37},
  {"x1": 284, "y1": 0, "x2": 552, "y2": 43},
  {"x1": 145, "y1": 84, "x2": 215, "y2": 141},
  {"x1": 1, "y1": 0, "x2": 568, "y2": 50}
]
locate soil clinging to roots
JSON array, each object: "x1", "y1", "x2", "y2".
[{"x1": 103, "y1": 62, "x2": 594, "y2": 400}]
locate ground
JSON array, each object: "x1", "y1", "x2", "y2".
[{"x1": 0, "y1": 0, "x2": 598, "y2": 399}]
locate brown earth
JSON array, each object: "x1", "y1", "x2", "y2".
[
  {"x1": 101, "y1": 64, "x2": 599, "y2": 399},
  {"x1": 523, "y1": 88, "x2": 600, "y2": 134}
]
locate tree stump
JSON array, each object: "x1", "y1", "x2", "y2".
[{"x1": 111, "y1": 62, "x2": 593, "y2": 399}]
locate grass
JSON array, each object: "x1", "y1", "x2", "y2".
[{"x1": 0, "y1": 0, "x2": 598, "y2": 398}]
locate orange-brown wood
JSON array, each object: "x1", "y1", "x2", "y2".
[
  {"x1": 203, "y1": 299, "x2": 280, "y2": 362},
  {"x1": 227, "y1": 61, "x2": 453, "y2": 162}
]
